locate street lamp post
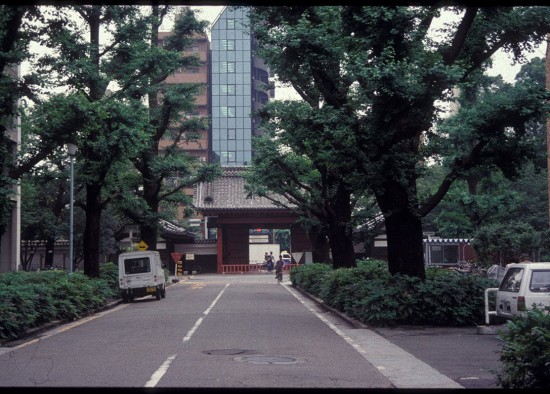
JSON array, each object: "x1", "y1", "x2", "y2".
[{"x1": 67, "y1": 143, "x2": 77, "y2": 274}]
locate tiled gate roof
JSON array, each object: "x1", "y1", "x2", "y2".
[{"x1": 193, "y1": 166, "x2": 291, "y2": 212}]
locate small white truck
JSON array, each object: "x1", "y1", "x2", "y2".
[
  {"x1": 118, "y1": 251, "x2": 166, "y2": 302},
  {"x1": 495, "y1": 262, "x2": 550, "y2": 319}
]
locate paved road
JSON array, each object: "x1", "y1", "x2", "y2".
[
  {"x1": 372, "y1": 326, "x2": 504, "y2": 389},
  {"x1": 0, "y1": 273, "x2": 504, "y2": 388}
]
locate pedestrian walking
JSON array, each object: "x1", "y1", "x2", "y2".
[
  {"x1": 275, "y1": 255, "x2": 283, "y2": 281},
  {"x1": 265, "y1": 252, "x2": 274, "y2": 273}
]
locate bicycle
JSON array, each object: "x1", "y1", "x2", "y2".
[{"x1": 276, "y1": 270, "x2": 282, "y2": 283}]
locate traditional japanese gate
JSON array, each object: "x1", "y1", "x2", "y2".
[{"x1": 193, "y1": 167, "x2": 312, "y2": 273}]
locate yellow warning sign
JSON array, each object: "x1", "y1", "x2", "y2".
[{"x1": 137, "y1": 240, "x2": 148, "y2": 251}]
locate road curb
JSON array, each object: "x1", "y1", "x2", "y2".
[{"x1": 477, "y1": 324, "x2": 507, "y2": 335}]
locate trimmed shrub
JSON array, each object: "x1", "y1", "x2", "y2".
[
  {"x1": 497, "y1": 307, "x2": 550, "y2": 388},
  {"x1": 0, "y1": 270, "x2": 117, "y2": 341},
  {"x1": 318, "y1": 259, "x2": 391, "y2": 313},
  {"x1": 291, "y1": 261, "x2": 499, "y2": 327},
  {"x1": 100, "y1": 262, "x2": 119, "y2": 294},
  {"x1": 290, "y1": 263, "x2": 332, "y2": 297}
]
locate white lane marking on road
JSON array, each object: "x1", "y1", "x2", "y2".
[
  {"x1": 284, "y1": 284, "x2": 464, "y2": 389},
  {"x1": 144, "y1": 354, "x2": 177, "y2": 388},
  {"x1": 183, "y1": 283, "x2": 230, "y2": 343},
  {"x1": 143, "y1": 283, "x2": 230, "y2": 387}
]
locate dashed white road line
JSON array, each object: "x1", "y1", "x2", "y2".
[
  {"x1": 144, "y1": 283, "x2": 230, "y2": 388},
  {"x1": 182, "y1": 283, "x2": 229, "y2": 343},
  {"x1": 144, "y1": 354, "x2": 177, "y2": 387}
]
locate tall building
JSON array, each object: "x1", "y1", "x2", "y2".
[
  {"x1": 159, "y1": 31, "x2": 210, "y2": 163},
  {"x1": 157, "y1": 31, "x2": 210, "y2": 225},
  {"x1": 209, "y1": 6, "x2": 273, "y2": 166}
]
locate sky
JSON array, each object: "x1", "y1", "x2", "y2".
[
  {"x1": 187, "y1": 5, "x2": 547, "y2": 101},
  {"x1": 24, "y1": 5, "x2": 547, "y2": 101}
]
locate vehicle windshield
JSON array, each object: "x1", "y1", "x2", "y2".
[
  {"x1": 124, "y1": 257, "x2": 151, "y2": 274},
  {"x1": 530, "y1": 270, "x2": 550, "y2": 292}
]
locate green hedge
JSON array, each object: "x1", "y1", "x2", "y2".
[
  {"x1": 497, "y1": 307, "x2": 550, "y2": 388},
  {"x1": 0, "y1": 265, "x2": 117, "y2": 341},
  {"x1": 290, "y1": 259, "x2": 499, "y2": 326}
]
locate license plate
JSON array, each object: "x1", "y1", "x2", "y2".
[{"x1": 146, "y1": 286, "x2": 157, "y2": 293}]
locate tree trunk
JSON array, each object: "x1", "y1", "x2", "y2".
[
  {"x1": 327, "y1": 183, "x2": 356, "y2": 269},
  {"x1": 140, "y1": 221, "x2": 158, "y2": 252},
  {"x1": 328, "y1": 223, "x2": 356, "y2": 268},
  {"x1": 308, "y1": 223, "x2": 330, "y2": 264},
  {"x1": 44, "y1": 237, "x2": 55, "y2": 268},
  {"x1": 140, "y1": 174, "x2": 160, "y2": 251},
  {"x1": 384, "y1": 210, "x2": 425, "y2": 278},
  {"x1": 83, "y1": 183, "x2": 102, "y2": 278},
  {"x1": 376, "y1": 179, "x2": 426, "y2": 279}
]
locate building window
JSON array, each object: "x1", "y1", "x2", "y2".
[
  {"x1": 227, "y1": 18, "x2": 235, "y2": 29},
  {"x1": 221, "y1": 84, "x2": 235, "y2": 95},
  {"x1": 227, "y1": 129, "x2": 236, "y2": 140},
  {"x1": 221, "y1": 107, "x2": 235, "y2": 117},
  {"x1": 221, "y1": 39, "x2": 235, "y2": 51},
  {"x1": 221, "y1": 61, "x2": 235, "y2": 73},
  {"x1": 221, "y1": 151, "x2": 236, "y2": 162},
  {"x1": 428, "y1": 245, "x2": 459, "y2": 265}
]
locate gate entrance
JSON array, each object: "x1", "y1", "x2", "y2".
[{"x1": 193, "y1": 167, "x2": 312, "y2": 273}]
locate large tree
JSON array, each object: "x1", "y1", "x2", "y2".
[
  {"x1": 249, "y1": 6, "x2": 550, "y2": 278},
  {"x1": 114, "y1": 6, "x2": 221, "y2": 251},
  {"x1": 1, "y1": 6, "x2": 84, "y2": 272},
  {"x1": 243, "y1": 100, "x2": 366, "y2": 266},
  {"x1": 423, "y1": 57, "x2": 550, "y2": 261},
  {"x1": 30, "y1": 5, "x2": 160, "y2": 277},
  {"x1": 0, "y1": 5, "x2": 50, "y2": 234}
]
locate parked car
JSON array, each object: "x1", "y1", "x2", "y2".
[
  {"x1": 496, "y1": 262, "x2": 550, "y2": 319},
  {"x1": 281, "y1": 251, "x2": 292, "y2": 265}
]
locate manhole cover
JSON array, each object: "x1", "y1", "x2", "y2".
[
  {"x1": 234, "y1": 355, "x2": 302, "y2": 365},
  {"x1": 203, "y1": 349, "x2": 255, "y2": 356}
]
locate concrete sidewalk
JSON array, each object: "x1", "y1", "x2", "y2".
[{"x1": 287, "y1": 281, "x2": 505, "y2": 389}]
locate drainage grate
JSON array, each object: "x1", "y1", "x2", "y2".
[
  {"x1": 203, "y1": 348, "x2": 256, "y2": 356},
  {"x1": 234, "y1": 355, "x2": 302, "y2": 365}
]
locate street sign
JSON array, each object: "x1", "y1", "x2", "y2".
[
  {"x1": 137, "y1": 240, "x2": 148, "y2": 251},
  {"x1": 171, "y1": 252, "x2": 183, "y2": 264},
  {"x1": 185, "y1": 253, "x2": 195, "y2": 261},
  {"x1": 292, "y1": 252, "x2": 303, "y2": 264},
  {"x1": 189, "y1": 219, "x2": 201, "y2": 227}
]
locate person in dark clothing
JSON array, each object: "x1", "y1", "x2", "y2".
[
  {"x1": 275, "y1": 255, "x2": 284, "y2": 280},
  {"x1": 265, "y1": 252, "x2": 274, "y2": 273}
]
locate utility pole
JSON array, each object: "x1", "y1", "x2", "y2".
[{"x1": 547, "y1": 33, "x2": 550, "y2": 227}]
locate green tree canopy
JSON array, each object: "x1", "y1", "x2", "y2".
[{"x1": 248, "y1": 6, "x2": 550, "y2": 278}]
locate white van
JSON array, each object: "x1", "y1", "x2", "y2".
[
  {"x1": 496, "y1": 262, "x2": 550, "y2": 319},
  {"x1": 118, "y1": 251, "x2": 166, "y2": 302}
]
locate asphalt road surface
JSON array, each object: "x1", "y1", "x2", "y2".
[{"x1": 0, "y1": 273, "x2": 504, "y2": 389}]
